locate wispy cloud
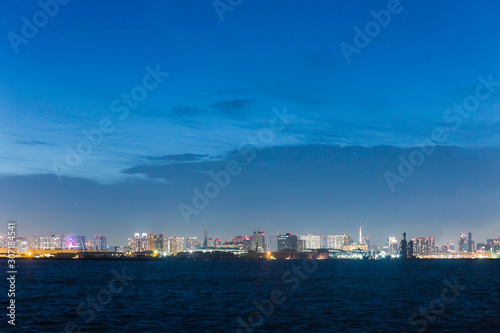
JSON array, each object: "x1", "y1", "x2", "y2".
[{"x1": 16, "y1": 140, "x2": 55, "y2": 146}]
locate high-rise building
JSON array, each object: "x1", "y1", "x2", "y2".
[
  {"x1": 207, "y1": 237, "x2": 221, "y2": 248},
  {"x1": 386, "y1": 236, "x2": 398, "y2": 254},
  {"x1": 299, "y1": 235, "x2": 322, "y2": 249},
  {"x1": 15, "y1": 237, "x2": 30, "y2": 252},
  {"x1": 486, "y1": 237, "x2": 500, "y2": 252},
  {"x1": 230, "y1": 236, "x2": 252, "y2": 251},
  {"x1": 344, "y1": 234, "x2": 353, "y2": 245},
  {"x1": 0, "y1": 236, "x2": 7, "y2": 248},
  {"x1": 94, "y1": 235, "x2": 107, "y2": 251},
  {"x1": 270, "y1": 234, "x2": 278, "y2": 252},
  {"x1": 467, "y1": 232, "x2": 474, "y2": 252},
  {"x1": 459, "y1": 232, "x2": 467, "y2": 252},
  {"x1": 326, "y1": 235, "x2": 344, "y2": 250},
  {"x1": 442, "y1": 240, "x2": 454, "y2": 253},
  {"x1": 297, "y1": 239, "x2": 306, "y2": 251},
  {"x1": 414, "y1": 237, "x2": 429, "y2": 256},
  {"x1": 363, "y1": 235, "x2": 370, "y2": 250},
  {"x1": 277, "y1": 233, "x2": 298, "y2": 251},
  {"x1": 32, "y1": 233, "x2": 63, "y2": 250},
  {"x1": 128, "y1": 232, "x2": 148, "y2": 252},
  {"x1": 476, "y1": 243, "x2": 487, "y2": 252},
  {"x1": 85, "y1": 240, "x2": 94, "y2": 250},
  {"x1": 185, "y1": 237, "x2": 198, "y2": 251},
  {"x1": 252, "y1": 231, "x2": 265, "y2": 253},
  {"x1": 168, "y1": 237, "x2": 185, "y2": 255},
  {"x1": 203, "y1": 229, "x2": 208, "y2": 248}
]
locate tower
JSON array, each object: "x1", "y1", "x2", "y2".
[
  {"x1": 400, "y1": 232, "x2": 408, "y2": 259},
  {"x1": 203, "y1": 229, "x2": 208, "y2": 248}
]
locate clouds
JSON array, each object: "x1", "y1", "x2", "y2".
[
  {"x1": 209, "y1": 98, "x2": 255, "y2": 117},
  {"x1": 1, "y1": 145, "x2": 500, "y2": 246},
  {"x1": 16, "y1": 140, "x2": 54, "y2": 146}
]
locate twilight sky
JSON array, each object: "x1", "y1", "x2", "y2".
[{"x1": 1, "y1": 0, "x2": 500, "y2": 246}]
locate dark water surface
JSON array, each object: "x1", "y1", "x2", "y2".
[{"x1": 2, "y1": 259, "x2": 500, "y2": 332}]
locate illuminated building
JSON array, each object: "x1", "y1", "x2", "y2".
[
  {"x1": 363, "y1": 235, "x2": 370, "y2": 250},
  {"x1": 446, "y1": 240, "x2": 454, "y2": 252},
  {"x1": 413, "y1": 236, "x2": 435, "y2": 256},
  {"x1": 476, "y1": 243, "x2": 487, "y2": 252},
  {"x1": 141, "y1": 233, "x2": 147, "y2": 251},
  {"x1": 207, "y1": 237, "x2": 218, "y2": 248},
  {"x1": 168, "y1": 237, "x2": 185, "y2": 255},
  {"x1": 15, "y1": 237, "x2": 30, "y2": 252},
  {"x1": 0, "y1": 236, "x2": 6, "y2": 248},
  {"x1": 299, "y1": 235, "x2": 323, "y2": 249},
  {"x1": 343, "y1": 234, "x2": 353, "y2": 245},
  {"x1": 487, "y1": 238, "x2": 500, "y2": 252},
  {"x1": 185, "y1": 237, "x2": 198, "y2": 251},
  {"x1": 386, "y1": 236, "x2": 398, "y2": 254},
  {"x1": 459, "y1": 232, "x2": 467, "y2": 252},
  {"x1": 297, "y1": 239, "x2": 306, "y2": 251},
  {"x1": 155, "y1": 234, "x2": 164, "y2": 252},
  {"x1": 148, "y1": 233, "x2": 156, "y2": 251},
  {"x1": 277, "y1": 233, "x2": 298, "y2": 251},
  {"x1": 32, "y1": 233, "x2": 63, "y2": 250},
  {"x1": 467, "y1": 232, "x2": 474, "y2": 252},
  {"x1": 85, "y1": 240, "x2": 94, "y2": 250},
  {"x1": 326, "y1": 235, "x2": 344, "y2": 250},
  {"x1": 414, "y1": 237, "x2": 428, "y2": 256},
  {"x1": 342, "y1": 243, "x2": 368, "y2": 251},
  {"x1": 128, "y1": 232, "x2": 148, "y2": 253},
  {"x1": 229, "y1": 236, "x2": 252, "y2": 251},
  {"x1": 94, "y1": 235, "x2": 107, "y2": 251},
  {"x1": 252, "y1": 231, "x2": 265, "y2": 253}
]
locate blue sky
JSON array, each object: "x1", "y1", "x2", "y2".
[{"x1": 1, "y1": 1, "x2": 500, "y2": 245}]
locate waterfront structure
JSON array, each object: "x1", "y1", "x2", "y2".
[{"x1": 342, "y1": 243, "x2": 368, "y2": 251}]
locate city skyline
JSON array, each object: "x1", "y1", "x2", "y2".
[
  {"x1": 1, "y1": 1, "x2": 500, "y2": 252},
  {"x1": 3, "y1": 224, "x2": 499, "y2": 254}
]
